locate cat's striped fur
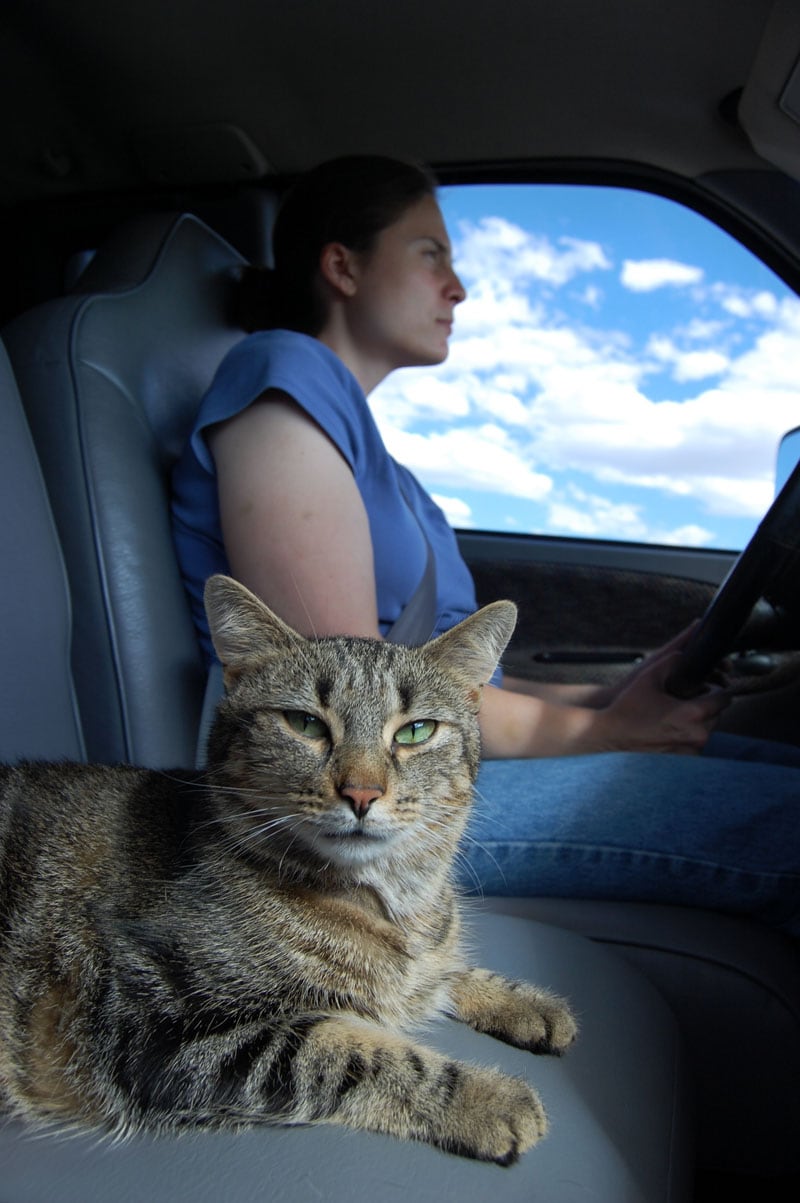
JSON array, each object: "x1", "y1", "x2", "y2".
[{"x1": 0, "y1": 575, "x2": 576, "y2": 1164}]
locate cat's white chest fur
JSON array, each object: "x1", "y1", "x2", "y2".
[{"x1": 346, "y1": 869, "x2": 465, "y2": 1031}]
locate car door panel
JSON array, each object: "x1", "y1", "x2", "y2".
[
  {"x1": 460, "y1": 531, "x2": 731, "y2": 686},
  {"x1": 461, "y1": 530, "x2": 800, "y2": 744}
]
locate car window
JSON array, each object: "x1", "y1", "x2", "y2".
[{"x1": 369, "y1": 183, "x2": 799, "y2": 551}]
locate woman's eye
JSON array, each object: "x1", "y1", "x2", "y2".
[
  {"x1": 394, "y1": 719, "x2": 437, "y2": 746},
  {"x1": 284, "y1": 710, "x2": 329, "y2": 739}
]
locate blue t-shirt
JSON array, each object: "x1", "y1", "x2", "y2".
[{"x1": 171, "y1": 329, "x2": 480, "y2": 662}]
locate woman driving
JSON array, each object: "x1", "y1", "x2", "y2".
[{"x1": 172, "y1": 155, "x2": 800, "y2": 932}]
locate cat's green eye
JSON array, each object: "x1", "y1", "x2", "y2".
[
  {"x1": 394, "y1": 719, "x2": 437, "y2": 746},
  {"x1": 284, "y1": 710, "x2": 329, "y2": 739}
]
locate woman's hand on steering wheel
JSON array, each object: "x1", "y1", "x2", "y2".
[{"x1": 593, "y1": 627, "x2": 732, "y2": 755}]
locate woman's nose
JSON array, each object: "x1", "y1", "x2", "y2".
[{"x1": 448, "y1": 268, "x2": 467, "y2": 304}]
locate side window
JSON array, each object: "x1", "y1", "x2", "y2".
[{"x1": 369, "y1": 184, "x2": 799, "y2": 551}]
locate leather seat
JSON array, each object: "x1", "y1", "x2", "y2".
[
  {"x1": 0, "y1": 341, "x2": 84, "y2": 763},
  {"x1": 489, "y1": 895, "x2": 800, "y2": 1177},
  {"x1": 0, "y1": 913, "x2": 690, "y2": 1202},
  {"x1": 0, "y1": 215, "x2": 693, "y2": 1199},
  {"x1": 3, "y1": 214, "x2": 248, "y2": 768}
]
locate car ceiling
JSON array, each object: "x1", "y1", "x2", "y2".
[{"x1": 0, "y1": 0, "x2": 788, "y2": 206}]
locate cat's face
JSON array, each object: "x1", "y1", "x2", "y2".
[
  {"x1": 209, "y1": 639, "x2": 480, "y2": 867},
  {"x1": 203, "y1": 578, "x2": 516, "y2": 872}
]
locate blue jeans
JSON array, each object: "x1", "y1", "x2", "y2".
[{"x1": 465, "y1": 733, "x2": 800, "y2": 937}]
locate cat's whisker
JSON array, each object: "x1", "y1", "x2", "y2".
[
  {"x1": 451, "y1": 847, "x2": 489, "y2": 899},
  {"x1": 207, "y1": 780, "x2": 292, "y2": 801},
  {"x1": 456, "y1": 836, "x2": 508, "y2": 891},
  {"x1": 409, "y1": 819, "x2": 491, "y2": 899},
  {"x1": 216, "y1": 814, "x2": 304, "y2": 856},
  {"x1": 196, "y1": 803, "x2": 283, "y2": 826},
  {"x1": 195, "y1": 806, "x2": 293, "y2": 839},
  {"x1": 207, "y1": 805, "x2": 293, "y2": 830},
  {"x1": 277, "y1": 830, "x2": 305, "y2": 879},
  {"x1": 158, "y1": 771, "x2": 295, "y2": 810},
  {"x1": 289, "y1": 577, "x2": 319, "y2": 642},
  {"x1": 416, "y1": 814, "x2": 507, "y2": 894},
  {"x1": 466, "y1": 784, "x2": 519, "y2": 839}
]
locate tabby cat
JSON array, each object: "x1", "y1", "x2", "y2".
[{"x1": 0, "y1": 575, "x2": 576, "y2": 1165}]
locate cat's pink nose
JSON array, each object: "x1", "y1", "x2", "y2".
[{"x1": 340, "y1": 785, "x2": 384, "y2": 820}]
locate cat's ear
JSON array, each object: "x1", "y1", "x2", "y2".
[
  {"x1": 204, "y1": 575, "x2": 304, "y2": 680},
  {"x1": 427, "y1": 601, "x2": 517, "y2": 694}
]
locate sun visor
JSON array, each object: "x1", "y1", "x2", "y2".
[{"x1": 739, "y1": 0, "x2": 800, "y2": 181}]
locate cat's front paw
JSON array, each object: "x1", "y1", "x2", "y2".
[
  {"x1": 438, "y1": 1064, "x2": 548, "y2": 1166},
  {"x1": 450, "y1": 969, "x2": 578, "y2": 1056},
  {"x1": 498, "y1": 984, "x2": 578, "y2": 1055}
]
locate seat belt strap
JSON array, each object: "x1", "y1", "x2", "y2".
[
  {"x1": 385, "y1": 475, "x2": 438, "y2": 647},
  {"x1": 384, "y1": 531, "x2": 437, "y2": 645}
]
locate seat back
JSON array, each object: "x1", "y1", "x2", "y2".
[
  {"x1": 3, "y1": 214, "x2": 247, "y2": 767},
  {"x1": 0, "y1": 340, "x2": 84, "y2": 762}
]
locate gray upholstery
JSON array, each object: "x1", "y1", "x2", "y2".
[
  {"x1": 0, "y1": 342, "x2": 84, "y2": 762},
  {"x1": 0, "y1": 912, "x2": 692, "y2": 1202},
  {"x1": 488, "y1": 897, "x2": 800, "y2": 1177},
  {"x1": 3, "y1": 214, "x2": 247, "y2": 767}
]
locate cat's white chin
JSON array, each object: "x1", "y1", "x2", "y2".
[{"x1": 304, "y1": 825, "x2": 405, "y2": 866}]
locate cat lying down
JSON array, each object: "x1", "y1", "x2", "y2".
[{"x1": 0, "y1": 575, "x2": 577, "y2": 1165}]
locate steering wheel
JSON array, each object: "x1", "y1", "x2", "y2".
[{"x1": 664, "y1": 457, "x2": 800, "y2": 698}]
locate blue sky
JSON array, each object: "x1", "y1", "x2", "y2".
[{"x1": 369, "y1": 183, "x2": 800, "y2": 551}]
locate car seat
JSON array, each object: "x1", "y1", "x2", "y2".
[
  {"x1": 2, "y1": 214, "x2": 248, "y2": 768},
  {"x1": 0, "y1": 341, "x2": 84, "y2": 763},
  {"x1": 0, "y1": 214, "x2": 693, "y2": 1200}
]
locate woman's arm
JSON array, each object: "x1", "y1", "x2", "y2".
[
  {"x1": 481, "y1": 634, "x2": 729, "y2": 758},
  {"x1": 503, "y1": 676, "x2": 608, "y2": 706},
  {"x1": 209, "y1": 392, "x2": 382, "y2": 639}
]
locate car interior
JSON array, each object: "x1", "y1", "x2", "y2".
[{"x1": 1, "y1": 2, "x2": 799, "y2": 1200}]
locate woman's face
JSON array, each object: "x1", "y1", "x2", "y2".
[{"x1": 343, "y1": 193, "x2": 466, "y2": 380}]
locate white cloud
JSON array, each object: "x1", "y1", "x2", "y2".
[
  {"x1": 431, "y1": 494, "x2": 473, "y2": 526},
  {"x1": 454, "y1": 217, "x2": 611, "y2": 289},
  {"x1": 453, "y1": 280, "x2": 543, "y2": 336},
  {"x1": 373, "y1": 293, "x2": 797, "y2": 527},
  {"x1": 545, "y1": 487, "x2": 648, "y2": 540},
  {"x1": 594, "y1": 465, "x2": 774, "y2": 519},
  {"x1": 647, "y1": 336, "x2": 730, "y2": 381},
  {"x1": 621, "y1": 258, "x2": 704, "y2": 292},
  {"x1": 659, "y1": 524, "x2": 715, "y2": 547},
  {"x1": 682, "y1": 318, "x2": 726, "y2": 341},
  {"x1": 380, "y1": 423, "x2": 553, "y2": 502},
  {"x1": 477, "y1": 386, "x2": 530, "y2": 426},
  {"x1": 576, "y1": 284, "x2": 603, "y2": 309},
  {"x1": 674, "y1": 351, "x2": 730, "y2": 382},
  {"x1": 369, "y1": 373, "x2": 469, "y2": 429},
  {"x1": 712, "y1": 285, "x2": 779, "y2": 320},
  {"x1": 543, "y1": 486, "x2": 716, "y2": 545}
]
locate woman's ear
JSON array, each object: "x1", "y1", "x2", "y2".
[{"x1": 319, "y1": 242, "x2": 360, "y2": 298}]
